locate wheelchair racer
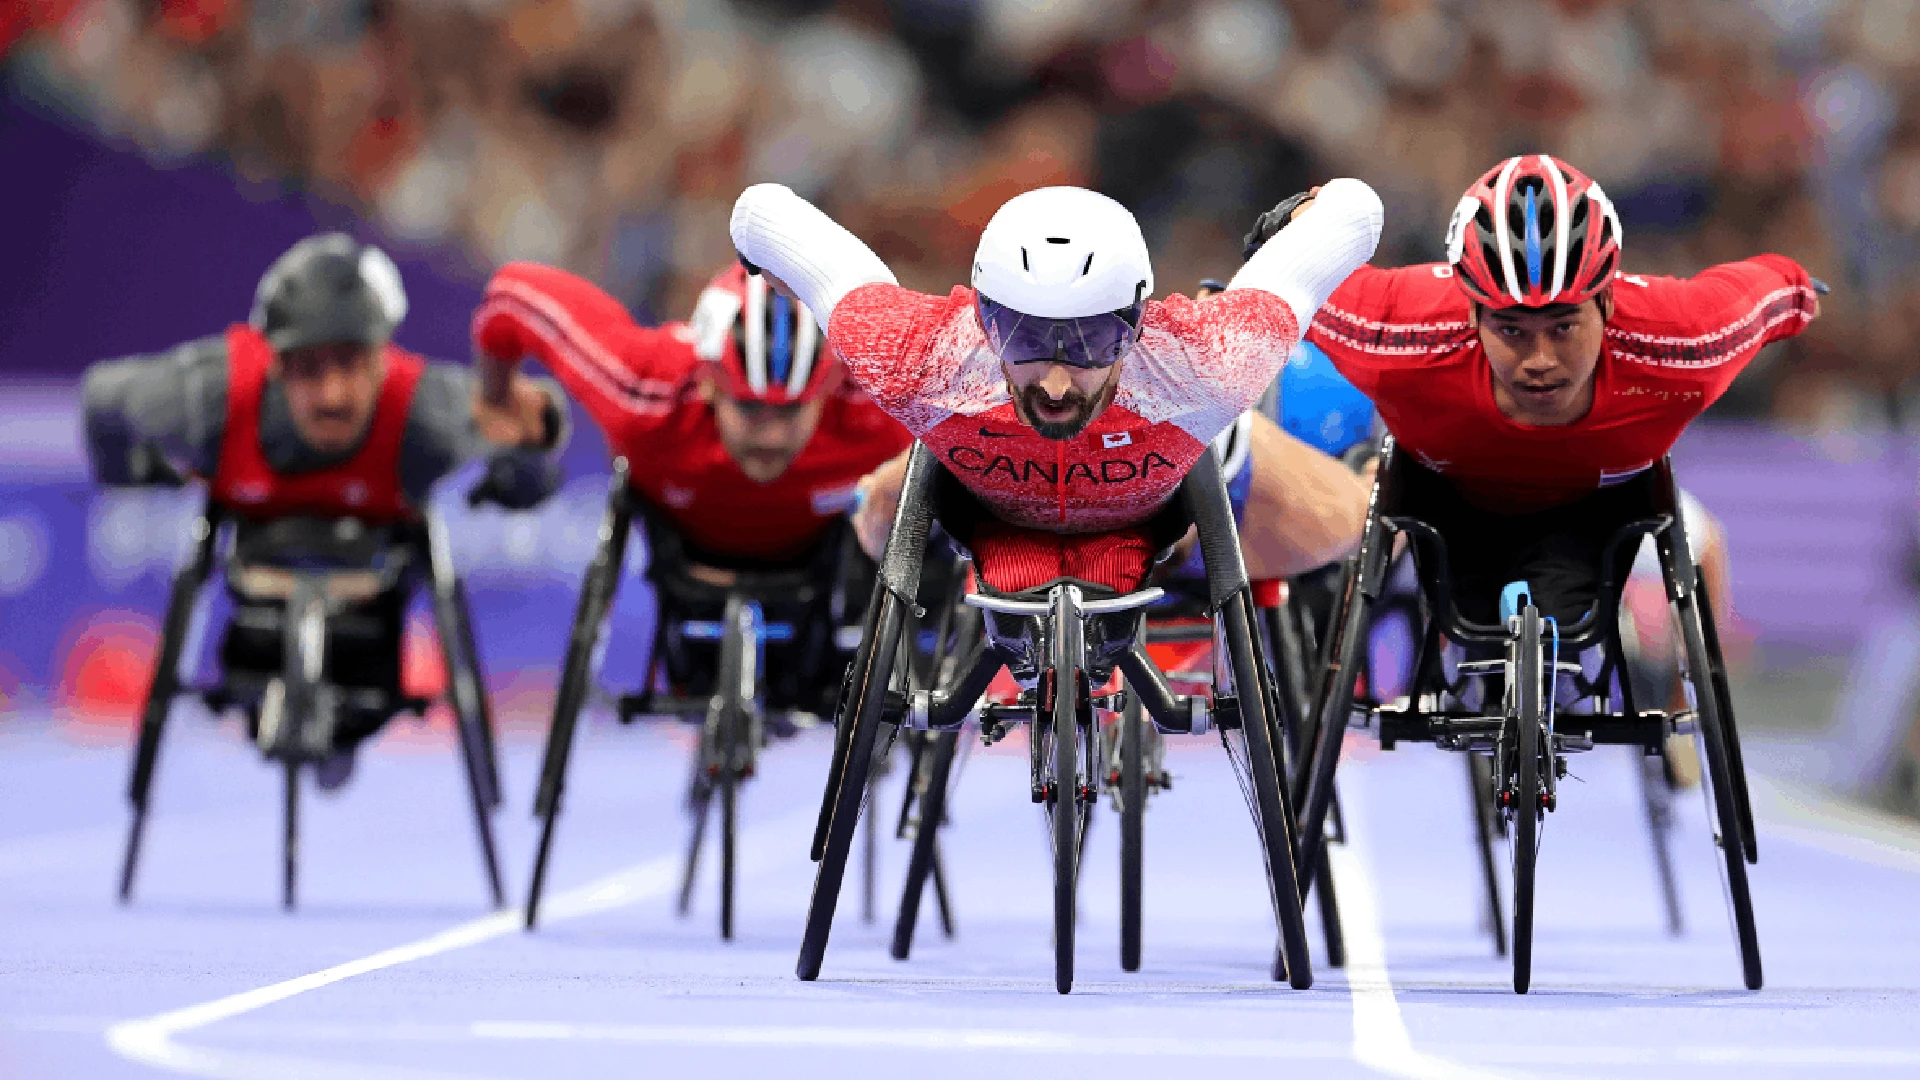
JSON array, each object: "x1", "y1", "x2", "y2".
[
  {"x1": 1291, "y1": 155, "x2": 1819, "y2": 626},
  {"x1": 471, "y1": 260, "x2": 914, "y2": 713},
  {"x1": 82, "y1": 233, "x2": 567, "y2": 787},
  {"x1": 732, "y1": 178, "x2": 1384, "y2": 597}
]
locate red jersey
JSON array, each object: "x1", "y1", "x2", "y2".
[
  {"x1": 826, "y1": 283, "x2": 1300, "y2": 532},
  {"x1": 211, "y1": 324, "x2": 422, "y2": 522},
  {"x1": 473, "y1": 263, "x2": 911, "y2": 565},
  {"x1": 1307, "y1": 257, "x2": 1817, "y2": 511}
]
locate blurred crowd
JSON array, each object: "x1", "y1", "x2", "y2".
[{"x1": 7, "y1": 0, "x2": 1920, "y2": 427}]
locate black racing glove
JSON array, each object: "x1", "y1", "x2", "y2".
[
  {"x1": 466, "y1": 450, "x2": 561, "y2": 512},
  {"x1": 1241, "y1": 190, "x2": 1317, "y2": 261}
]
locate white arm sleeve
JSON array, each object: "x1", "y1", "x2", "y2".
[
  {"x1": 1227, "y1": 177, "x2": 1384, "y2": 323},
  {"x1": 729, "y1": 184, "x2": 898, "y2": 326}
]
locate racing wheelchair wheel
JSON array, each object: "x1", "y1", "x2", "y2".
[
  {"x1": 1508, "y1": 604, "x2": 1545, "y2": 995},
  {"x1": 1675, "y1": 581, "x2": 1763, "y2": 990},
  {"x1": 798, "y1": 443, "x2": 939, "y2": 981},
  {"x1": 710, "y1": 594, "x2": 759, "y2": 942},
  {"x1": 797, "y1": 588, "x2": 905, "y2": 980},
  {"x1": 1118, "y1": 692, "x2": 1147, "y2": 973},
  {"x1": 1046, "y1": 586, "x2": 1094, "y2": 995}
]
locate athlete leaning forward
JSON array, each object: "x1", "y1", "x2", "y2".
[
  {"x1": 729, "y1": 172, "x2": 1382, "y2": 990},
  {"x1": 89, "y1": 235, "x2": 565, "y2": 908},
  {"x1": 473, "y1": 256, "x2": 934, "y2": 933},
  {"x1": 1285, "y1": 154, "x2": 1819, "y2": 992}
]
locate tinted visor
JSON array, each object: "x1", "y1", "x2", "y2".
[{"x1": 975, "y1": 293, "x2": 1143, "y2": 369}]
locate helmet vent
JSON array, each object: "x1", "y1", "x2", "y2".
[
  {"x1": 1020, "y1": 247, "x2": 1030, "y2": 272},
  {"x1": 1046, "y1": 237, "x2": 1070, "y2": 244},
  {"x1": 1081, "y1": 253, "x2": 1094, "y2": 276}
]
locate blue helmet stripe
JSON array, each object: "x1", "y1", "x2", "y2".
[
  {"x1": 1523, "y1": 187, "x2": 1543, "y2": 291},
  {"x1": 769, "y1": 294, "x2": 792, "y2": 385}
]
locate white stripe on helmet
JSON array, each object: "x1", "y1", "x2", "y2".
[
  {"x1": 1587, "y1": 179, "x2": 1623, "y2": 262},
  {"x1": 1541, "y1": 155, "x2": 1571, "y2": 301},
  {"x1": 1490, "y1": 156, "x2": 1524, "y2": 303},
  {"x1": 743, "y1": 272, "x2": 768, "y2": 394},
  {"x1": 689, "y1": 285, "x2": 743, "y2": 362},
  {"x1": 789, "y1": 306, "x2": 819, "y2": 395}
]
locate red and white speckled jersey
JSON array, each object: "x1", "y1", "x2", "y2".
[
  {"x1": 474, "y1": 263, "x2": 911, "y2": 565},
  {"x1": 1307, "y1": 256, "x2": 1817, "y2": 511},
  {"x1": 826, "y1": 283, "x2": 1302, "y2": 533}
]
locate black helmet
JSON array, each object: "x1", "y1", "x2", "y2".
[{"x1": 249, "y1": 234, "x2": 408, "y2": 352}]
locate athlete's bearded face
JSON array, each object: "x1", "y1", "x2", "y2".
[
  {"x1": 1474, "y1": 290, "x2": 1612, "y2": 427},
  {"x1": 707, "y1": 376, "x2": 827, "y2": 483},
  {"x1": 275, "y1": 341, "x2": 386, "y2": 454},
  {"x1": 1004, "y1": 360, "x2": 1120, "y2": 441}
]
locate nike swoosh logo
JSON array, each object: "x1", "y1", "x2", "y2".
[{"x1": 978, "y1": 426, "x2": 1019, "y2": 438}]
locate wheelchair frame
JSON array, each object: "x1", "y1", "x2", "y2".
[
  {"x1": 1293, "y1": 437, "x2": 1761, "y2": 993},
  {"x1": 886, "y1": 578, "x2": 1351, "y2": 976},
  {"x1": 117, "y1": 504, "x2": 506, "y2": 911},
  {"x1": 797, "y1": 443, "x2": 1315, "y2": 995}
]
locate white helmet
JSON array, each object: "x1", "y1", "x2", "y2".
[{"x1": 971, "y1": 187, "x2": 1153, "y2": 318}]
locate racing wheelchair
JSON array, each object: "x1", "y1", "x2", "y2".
[
  {"x1": 883, "y1": 549, "x2": 1350, "y2": 976},
  {"x1": 884, "y1": 415, "x2": 1350, "y2": 977},
  {"x1": 524, "y1": 460, "x2": 955, "y2": 937},
  {"x1": 799, "y1": 443, "x2": 1315, "y2": 995},
  {"x1": 1292, "y1": 438, "x2": 1761, "y2": 993},
  {"x1": 118, "y1": 503, "x2": 506, "y2": 910}
]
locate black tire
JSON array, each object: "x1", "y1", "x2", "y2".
[
  {"x1": 1511, "y1": 607, "x2": 1543, "y2": 995},
  {"x1": 1222, "y1": 597, "x2": 1313, "y2": 991},
  {"x1": 1695, "y1": 586, "x2": 1757, "y2": 864},
  {"x1": 719, "y1": 768, "x2": 738, "y2": 940},
  {"x1": 1312, "y1": 846, "x2": 1346, "y2": 969},
  {"x1": 282, "y1": 759, "x2": 299, "y2": 911},
  {"x1": 1678, "y1": 592, "x2": 1763, "y2": 990},
  {"x1": 1120, "y1": 692, "x2": 1146, "y2": 973},
  {"x1": 796, "y1": 592, "x2": 906, "y2": 981},
  {"x1": 891, "y1": 730, "x2": 958, "y2": 960},
  {"x1": 713, "y1": 596, "x2": 753, "y2": 942},
  {"x1": 813, "y1": 578, "x2": 886, "y2": 862},
  {"x1": 1050, "y1": 588, "x2": 1084, "y2": 995}
]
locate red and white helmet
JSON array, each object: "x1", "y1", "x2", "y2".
[
  {"x1": 1446, "y1": 155, "x2": 1622, "y2": 310},
  {"x1": 688, "y1": 263, "x2": 838, "y2": 404}
]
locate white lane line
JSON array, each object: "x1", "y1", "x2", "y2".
[
  {"x1": 104, "y1": 807, "x2": 815, "y2": 1079},
  {"x1": 1329, "y1": 765, "x2": 1516, "y2": 1080},
  {"x1": 35, "y1": 1014, "x2": 1920, "y2": 1069}
]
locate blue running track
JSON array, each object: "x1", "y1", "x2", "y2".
[{"x1": 3, "y1": 708, "x2": 1918, "y2": 1079}]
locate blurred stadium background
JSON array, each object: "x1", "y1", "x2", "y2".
[{"x1": 3, "y1": 0, "x2": 1920, "y2": 814}]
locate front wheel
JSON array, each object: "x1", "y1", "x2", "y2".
[
  {"x1": 1049, "y1": 588, "x2": 1086, "y2": 995},
  {"x1": 1119, "y1": 693, "x2": 1146, "y2": 973},
  {"x1": 1509, "y1": 607, "x2": 1544, "y2": 995}
]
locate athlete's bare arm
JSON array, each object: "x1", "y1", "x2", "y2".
[
  {"x1": 852, "y1": 446, "x2": 912, "y2": 561},
  {"x1": 1241, "y1": 414, "x2": 1368, "y2": 578}
]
